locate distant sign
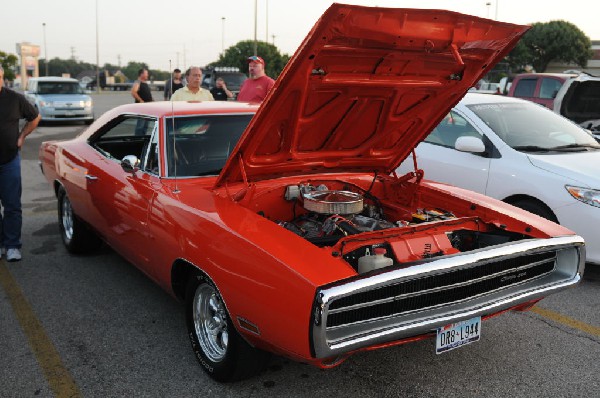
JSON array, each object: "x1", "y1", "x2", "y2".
[{"x1": 17, "y1": 43, "x2": 40, "y2": 57}]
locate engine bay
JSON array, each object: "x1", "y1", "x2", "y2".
[{"x1": 255, "y1": 178, "x2": 531, "y2": 274}]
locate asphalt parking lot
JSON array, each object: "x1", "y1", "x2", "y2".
[{"x1": 1, "y1": 91, "x2": 600, "y2": 397}]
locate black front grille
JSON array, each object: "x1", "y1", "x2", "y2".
[{"x1": 326, "y1": 251, "x2": 555, "y2": 328}]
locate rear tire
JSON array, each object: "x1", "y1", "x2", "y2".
[
  {"x1": 57, "y1": 186, "x2": 102, "y2": 253},
  {"x1": 185, "y1": 274, "x2": 269, "y2": 382},
  {"x1": 511, "y1": 199, "x2": 558, "y2": 224}
]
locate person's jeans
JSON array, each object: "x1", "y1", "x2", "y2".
[{"x1": 0, "y1": 153, "x2": 22, "y2": 249}]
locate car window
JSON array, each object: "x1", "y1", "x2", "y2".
[
  {"x1": 141, "y1": 123, "x2": 160, "y2": 175},
  {"x1": 513, "y1": 78, "x2": 537, "y2": 98},
  {"x1": 424, "y1": 111, "x2": 481, "y2": 148},
  {"x1": 38, "y1": 82, "x2": 83, "y2": 95},
  {"x1": 467, "y1": 101, "x2": 599, "y2": 149},
  {"x1": 90, "y1": 116, "x2": 157, "y2": 162},
  {"x1": 539, "y1": 78, "x2": 563, "y2": 99},
  {"x1": 165, "y1": 114, "x2": 253, "y2": 177}
]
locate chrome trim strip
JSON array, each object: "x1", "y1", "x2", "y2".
[
  {"x1": 326, "y1": 254, "x2": 557, "y2": 314},
  {"x1": 312, "y1": 235, "x2": 585, "y2": 358}
]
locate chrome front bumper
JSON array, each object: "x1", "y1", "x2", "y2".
[{"x1": 311, "y1": 235, "x2": 585, "y2": 359}]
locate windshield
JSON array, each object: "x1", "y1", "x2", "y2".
[
  {"x1": 468, "y1": 101, "x2": 600, "y2": 151},
  {"x1": 165, "y1": 114, "x2": 253, "y2": 177},
  {"x1": 38, "y1": 82, "x2": 84, "y2": 95}
]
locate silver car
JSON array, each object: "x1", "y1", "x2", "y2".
[{"x1": 25, "y1": 77, "x2": 94, "y2": 124}]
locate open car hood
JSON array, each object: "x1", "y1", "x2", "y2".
[{"x1": 216, "y1": 4, "x2": 528, "y2": 187}]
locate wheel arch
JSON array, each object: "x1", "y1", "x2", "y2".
[{"x1": 503, "y1": 194, "x2": 559, "y2": 223}]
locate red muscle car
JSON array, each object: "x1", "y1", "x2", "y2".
[{"x1": 39, "y1": 4, "x2": 585, "y2": 382}]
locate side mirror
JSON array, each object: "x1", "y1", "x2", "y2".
[
  {"x1": 455, "y1": 136, "x2": 485, "y2": 154},
  {"x1": 121, "y1": 155, "x2": 140, "y2": 173}
]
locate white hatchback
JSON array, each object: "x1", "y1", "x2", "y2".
[{"x1": 397, "y1": 93, "x2": 600, "y2": 264}]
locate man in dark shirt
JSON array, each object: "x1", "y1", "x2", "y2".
[
  {"x1": 0, "y1": 66, "x2": 41, "y2": 262},
  {"x1": 163, "y1": 68, "x2": 184, "y2": 100},
  {"x1": 210, "y1": 77, "x2": 233, "y2": 101},
  {"x1": 131, "y1": 68, "x2": 154, "y2": 103}
]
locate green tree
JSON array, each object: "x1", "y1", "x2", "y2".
[
  {"x1": 210, "y1": 40, "x2": 291, "y2": 79},
  {"x1": 0, "y1": 51, "x2": 19, "y2": 80},
  {"x1": 507, "y1": 20, "x2": 593, "y2": 73},
  {"x1": 122, "y1": 61, "x2": 149, "y2": 81}
]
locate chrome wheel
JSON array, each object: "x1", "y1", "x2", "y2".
[
  {"x1": 61, "y1": 195, "x2": 74, "y2": 241},
  {"x1": 193, "y1": 284, "x2": 229, "y2": 362}
]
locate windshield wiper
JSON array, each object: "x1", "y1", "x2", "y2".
[
  {"x1": 547, "y1": 143, "x2": 600, "y2": 151},
  {"x1": 196, "y1": 169, "x2": 222, "y2": 176},
  {"x1": 512, "y1": 145, "x2": 551, "y2": 152}
]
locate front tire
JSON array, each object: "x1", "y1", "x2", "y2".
[
  {"x1": 57, "y1": 186, "x2": 102, "y2": 253},
  {"x1": 185, "y1": 274, "x2": 269, "y2": 382},
  {"x1": 511, "y1": 199, "x2": 558, "y2": 224}
]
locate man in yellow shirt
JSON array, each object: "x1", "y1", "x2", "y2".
[{"x1": 171, "y1": 67, "x2": 214, "y2": 101}]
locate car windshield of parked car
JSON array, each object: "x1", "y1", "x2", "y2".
[
  {"x1": 165, "y1": 114, "x2": 253, "y2": 177},
  {"x1": 468, "y1": 101, "x2": 600, "y2": 152},
  {"x1": 38, "y1": 82, "x2": 84, "y2": 95}
]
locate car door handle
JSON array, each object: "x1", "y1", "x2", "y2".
[{"x1": 85, "y1": 174, "x2": 98, "y2": 181}]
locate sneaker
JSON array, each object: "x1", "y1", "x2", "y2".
[{"x1": 6, "y1": 248, "x2": 22, "y2": 262}]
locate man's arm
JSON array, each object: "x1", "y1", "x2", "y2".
[
  {"x1": 17, "y1": 114, "x2": 41, "y2": 148},
  {"x1": 222, "y1": 82, "x2": 234, "y2": 99},
  {"x1": 163, "y1": 79, "x2": 170, "y2": 100},
  {"x1": 131, "y1": 81, "x2": 143, "y2": 102}
]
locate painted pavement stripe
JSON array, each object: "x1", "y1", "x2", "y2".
[
  {"x1": 532, "y1": 306, "x2": 600, "y2": 337},
  {"x1": 0, "y1": 262, "x2": 81, "y2": 398}
]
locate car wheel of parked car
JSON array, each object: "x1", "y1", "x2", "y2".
[
  {"x1": 57, "y1": 186, "x2": 102, "y2": 253},
  {"x1": 510, "y1": 199, "x2": 559, "y2": 224},
  {"x1": 186, "y1": 274, "x2": 269, "y2": 382}
]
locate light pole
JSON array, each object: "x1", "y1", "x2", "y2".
[
  {"x1": 221, "y1": 17, "x2": 225, "y2": 54},
  {"x1": 486, "y1": 2, "x2": 491, "y2": 18},
  {"x1": 253, "y1": 0, "x2": 258, "y2": 56},
  {"x1": 495, "y1": 0, "x2": 499, "y2": 20},
  {"x1": 42, "y1": 22, "x2": 48, "y2": 76},
  {"x1": 265, "y1": 0, "x2": 269, "y2": 43},
  {"x1": 95, "y1": 0, "x2": 100, "y2": 93}
]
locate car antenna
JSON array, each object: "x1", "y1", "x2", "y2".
[{"x1": 169, "y1": 60, "x2": 180, "y2": 194}]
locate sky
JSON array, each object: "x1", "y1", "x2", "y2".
[{"x1": 2, "y1": 0, "x2": 599, "y2": 73}]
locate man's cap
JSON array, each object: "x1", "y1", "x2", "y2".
[{"x1": 247, "y1": 56, "x2": 265, "y2": 65}]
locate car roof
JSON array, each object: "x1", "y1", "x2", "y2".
[
  {"x1": 459, "y1": 92, "x2": 530, "y2": 106},
  {"x1": 513, "y1": 73, "x2": 578, "y2": 79},
  {"x1": 110, "y1": 100, "x2": 260, "y2": 118},
  {"x1": 29, "y1": 77, "x2": 79, "y2": 83}
]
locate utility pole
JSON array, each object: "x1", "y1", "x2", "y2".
[
  {"x1": 117, "y1": 54, "x2": 121, "y2": 68},
  {"x1": 221, "y1": 17, "x2": 225, "y2": 54},
  {"x1": 95, "y1": 0, "x2": 100, "y2": 93},
  {"x1": 265, "y1": 0, "x2": 269, "y2": 43},
  {"x1": 70, "y1": 47, "x2": 76, "y2": 60}
]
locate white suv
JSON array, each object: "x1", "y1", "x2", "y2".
[{"x1": 25, "y1": 77, "x2": 94, "y2": 124}]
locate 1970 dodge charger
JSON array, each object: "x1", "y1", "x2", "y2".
[{"x1": 39, "y1": 4, "x2": 585, "y2": 382}]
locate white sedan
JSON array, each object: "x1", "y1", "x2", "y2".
[{"x1": 398, "y1": 93, "x2": 600, "y2": 264}]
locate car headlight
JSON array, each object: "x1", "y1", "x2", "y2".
[
  {"x1": 39, "y1": 100, "x2": 54, "y2": 107},
  {"x1": 565, "y1": 185, "x2": 600, "y2": 208},
  {"x1": 84, "y1": 100, "x2": 92, "y2": 108}
]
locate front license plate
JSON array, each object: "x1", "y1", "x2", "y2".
[{"x1": 436, "y1": 316, "x2": 481, "y2": 354}]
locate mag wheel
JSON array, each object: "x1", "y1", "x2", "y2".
[
  {"x1": 186, "y1": 275, "x2": 269, "y2": 382},
  {"x1": 57, "y1": 186, "x2": 101, "y2": 253}
]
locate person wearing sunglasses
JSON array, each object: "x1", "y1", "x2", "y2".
[{"x1": 237, "y1": 56, "x2": 275, "y2": 103}]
